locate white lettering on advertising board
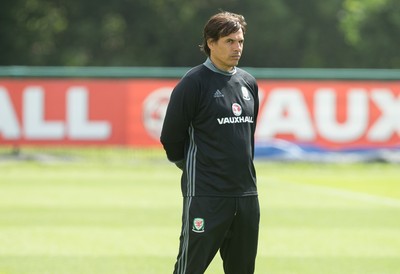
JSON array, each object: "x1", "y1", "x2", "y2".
[
  {"x1": 255, "y1": 87, "x2": 400, "y2": 143},
  {"x1": 0, "y1": 86, "x2": 111, "y2": 140}
]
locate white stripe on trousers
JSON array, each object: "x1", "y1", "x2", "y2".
[{"x1": 176, "y1": 197, "x2": 192, "y2": 274}]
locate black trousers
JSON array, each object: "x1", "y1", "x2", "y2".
[{"x1": 173, "y1": 196, "x2": 260, "y2": 274}]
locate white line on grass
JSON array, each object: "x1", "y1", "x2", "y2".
[{"x1": 270, "y1": 180, "x2": 400, "y2": 208}]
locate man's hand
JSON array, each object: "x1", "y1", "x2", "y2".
[{"x1": 175, "y1": 159, "x2": 185, "y2": 170}]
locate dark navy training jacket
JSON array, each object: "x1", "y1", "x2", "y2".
[{"x1": 160, "y1": 58, "x2": 259, "y2": 197}]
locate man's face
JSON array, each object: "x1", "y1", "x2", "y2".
[{"x1": 208, "y1": 28, "x2": 244, "y2": 72}]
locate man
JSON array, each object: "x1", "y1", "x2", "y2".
[{"x1": 160, "y1": 11, "x2": 259, "y2": 274}]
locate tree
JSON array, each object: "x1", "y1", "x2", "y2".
[
  {"x1": 0, "y1": 0, "x2": 399, "y2": 68},
  {"x1": 340, "y1": 0, "x2": 400, "y2": 67}
]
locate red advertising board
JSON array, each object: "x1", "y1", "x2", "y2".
[
  {"x1": 0, "y1": 79, "x2": 131, "y2": 145},
  {"x1": 0, "y1": 79, "x2": 399, "y2": 150},
  {"x1": 256, "y1": 80, "x2": 400, "y2": 150}
]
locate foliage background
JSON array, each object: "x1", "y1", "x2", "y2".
[{"x1": 1, "y1": 0, "x2": 399, "y2": 68}]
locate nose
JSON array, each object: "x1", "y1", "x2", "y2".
[{"x1": 233, "y1": 41, "x2": 242, "y2": 52}]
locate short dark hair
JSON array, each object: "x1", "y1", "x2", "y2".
[{"x1": 200, "y1": 11, "x2": 247, "y2": 57}]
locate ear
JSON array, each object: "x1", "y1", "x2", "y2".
[{"x1": 207, "y1": 38, "x2": 215, "y2": 50}]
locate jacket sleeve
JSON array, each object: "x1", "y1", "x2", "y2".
[
  {"x1": 248, "y1": 78, "x2": 259, "y2": 160},
  {"x1": 160, "y1": 76, "x2": 198, "y2": 162}
]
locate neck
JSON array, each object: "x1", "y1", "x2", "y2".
[
  {"x1": 210, "y1": 57, "x2": 234, "y2": 72},
  {"x1": 204, "y1": 58, "x2": 236, "y2": 76}
]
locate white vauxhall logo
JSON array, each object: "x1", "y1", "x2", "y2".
[
  {"x1": 232, "y1": 103, "x2": 242, "y2": 116},
  {"x1": 142, "y1": 87, "x2": 173, "y2": 140}
]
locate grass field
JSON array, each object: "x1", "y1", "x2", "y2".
[{"x1": 0, "y1": 148, "x2": 399, "y2": 274}]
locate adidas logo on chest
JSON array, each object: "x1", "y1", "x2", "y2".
[{"x1": 213, "y1": 89, "x2": 224, "y2": 98}]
